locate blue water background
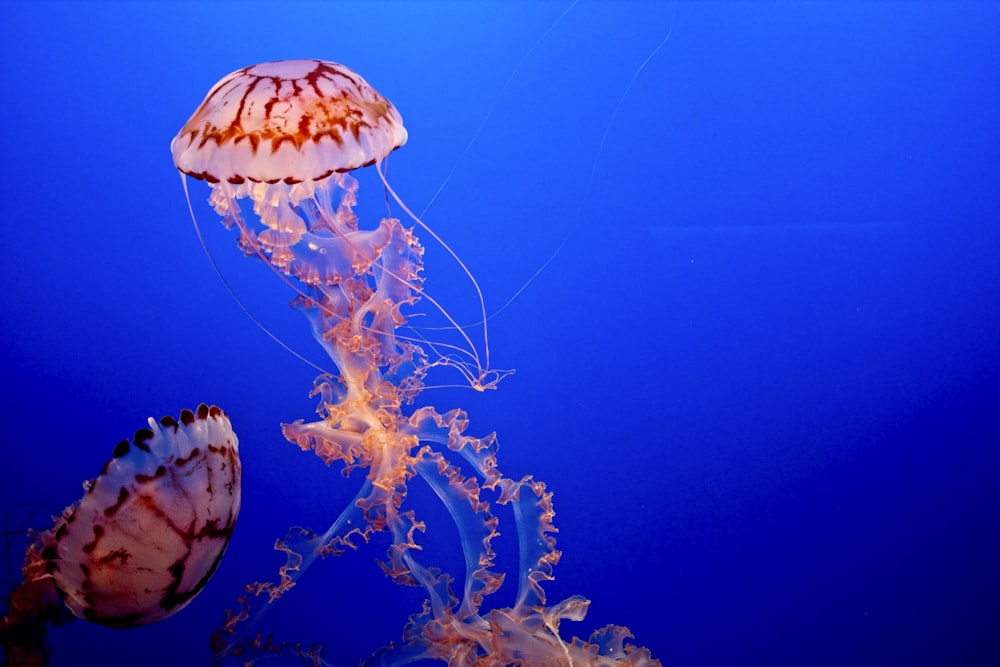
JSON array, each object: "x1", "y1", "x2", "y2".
[{"x1": 1, "y1": 1, "x2": 998, "y2": 665}]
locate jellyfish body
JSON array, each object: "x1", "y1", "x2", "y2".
[
  {"x1": 172, "y1": 60, "x2": 656, "y2": 665},
  {"x1": 1, "y1": 405, "x2": 240, "y2": 665},
  {"x1": 171, "y1": 59, "x2": 507, "y2": 392}
]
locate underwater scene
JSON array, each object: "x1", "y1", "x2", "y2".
[{"x1": 1, "y1": 1, "x2": 998, "y2": 665}]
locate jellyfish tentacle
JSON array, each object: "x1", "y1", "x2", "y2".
[
  {"x1": 377, "y1": 161, "x2": 498, "y2": 389},
  {"x1": 214, "y1": 479, "x2": 373, "y2": 661},
  {"x1": 0, "y1": 560, "x2": 67, "y2": 667},
  {"x1": 413, "y1": 451, "x2": 503, "y2": 616},
  {"x1": 417, "y1": 0, "x2": 580, "y2": 222},
  {"x1": 210, "y1": 171, "x2": 511, "y2": 392},
  {"x1": 183, "y1": 174, "x2": 332, "y2": 375}
]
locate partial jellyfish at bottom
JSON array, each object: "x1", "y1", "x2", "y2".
[
  {"x1": 171, "y1": 59, "x2": 659, "y2": 665},
  {"x1": 0, "y1": 405, "x2": 241, "y2": 667}
]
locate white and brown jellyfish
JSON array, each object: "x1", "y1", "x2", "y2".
[
  {"x1": 170, "y1": 58, "x2": 510, "y2": 394},
  {"x1": 171, "y1": 60, "x2": 657, "y2": 665}
]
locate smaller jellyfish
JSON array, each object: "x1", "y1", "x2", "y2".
[{"x1": 1, "y1": 404, "x2": 240, "y2": 667}]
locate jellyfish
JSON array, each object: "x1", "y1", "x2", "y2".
[
  {"x1": 1, "y1": 405, "x2": 240, "y2": 667},
  {"x1": 172, "y1": 59, "x2": 657, "y2": 665},
  {"x1": 171, "y1": 59, "x2": 508, "y2": 395}
]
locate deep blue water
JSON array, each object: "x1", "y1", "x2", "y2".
[{"x1": 1, "y1": 1, "x2": 998, "y2": 665}]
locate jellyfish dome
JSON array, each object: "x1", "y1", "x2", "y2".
[
  {"x1": 43, "y1": 405, "x2": 241, "y2": 628},
  {"x1": 171, "y1": 59, "x2": 407, "y2": 184},
  {"x1": 1, "y1": 405, "x2": 240, "y2": 666}
]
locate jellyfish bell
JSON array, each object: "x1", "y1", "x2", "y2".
[
  {"x1": 1, "y1": 405, "x2": 240, "y2": 666},
  {"x1": 171, "y1": 59, "x2": 510, "y2": 393},
  {"x1": 171, "y1": 59, "x2": 407, "y2": 184}
]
